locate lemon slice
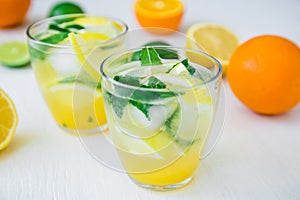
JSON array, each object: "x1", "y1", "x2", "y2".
[
  {"x1": 68, "y1": 32, "x2": 101, "y2": 81},
  {"x1": 78, "y1": 32, "x2": 110, "y2": 41},
  {"x1": 0, "y1": 88, "x2": 18, "y2": 151},
  {"x1": 186, "y1": 23, "x2": 239, "y2": 75},
  {"x1": 74, "y1": 16, "x2": 109, "y2": 26},
  {"x1": 74, "y1": 16, "x2": 123, "y2": 33},
  {"x1": 49, "y1": 82, "x2": 101, "y2": 108}
]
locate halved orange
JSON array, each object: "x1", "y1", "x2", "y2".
[
  {"x1": 134, "y1": 0, "x2": 184, "y2": 34},
  {"x1": 0, "y1": 88, "x2": 18, "y2": 151}
]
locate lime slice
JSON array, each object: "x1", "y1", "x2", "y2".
[{"x1": 0, "y1": 42, "x2": 30, "y2": 68}]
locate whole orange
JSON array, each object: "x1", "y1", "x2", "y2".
[
  {"x1": 0, "y1": 0, "x2": 31, "y2": 28},
  {"x1": 227, "y1": 35, "x2": 300, "y2": 115}
]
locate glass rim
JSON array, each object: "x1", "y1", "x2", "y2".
[
  {"x1": 100, "y1": 46, "x2": 222, "y2": 92},
  {"x1": 26, "y1": 13, "x2": 128, "y2": 49}
]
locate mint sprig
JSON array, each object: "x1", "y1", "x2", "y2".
[{"x1": 109, "y1": 47, "x2": 181, "y2": 119}]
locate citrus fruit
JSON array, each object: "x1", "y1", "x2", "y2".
[
  {"x1": 186, "y1": 23, "x2": 239, "y2": 75},
  {"x1": 48, "y1": 2, "x2": 84, "y2": 17},
  {"x1": 134, "y1": 0, "x2": 184, "y2": 34},
  {"x1": 0, "y1": 41, "x2": 30, "y2": 68},
  {"x1": 0, "y1": 0, "x2": 31, "y2": 28},
  {"x1": 68, "y1": 32, "x2": 103, "y2": 81},
  {"x1": 0, "y1": 88, "x2": 18, "y2": 151},
  {"x1": 227, "y1": 35, "x2": 300, "y2": 115}
]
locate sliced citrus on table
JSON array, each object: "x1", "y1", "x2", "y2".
[
  {"x1": 0, "y1": 88, "x2": 18, "y2": 151},
  {"x1": 0, "y1": 41, "x2": 30, "y2": 68},
  {"x1": 186, "y1": 23, "x2": 239, "y2": 75}
]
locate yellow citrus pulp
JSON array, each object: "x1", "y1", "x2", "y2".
[
  {"x1": 0, "y1": 88, "x2": 18, "y2": 150},
  {"x1": 186, "y1": 23, "x2": 239, "y2": 75}
]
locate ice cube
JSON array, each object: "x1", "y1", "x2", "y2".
[{"x1": 48, "y1": 52, "x2": 81, "y2": 76}]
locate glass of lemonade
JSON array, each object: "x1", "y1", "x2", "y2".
[
  {"x1": 26, "y1": 14, "x2": 128, "y2": 133},
  {"x1": 100, "y1": 46, "x2": 222, "y2": 190}
]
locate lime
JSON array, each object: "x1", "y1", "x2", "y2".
[
  {"x1": 48, "y1": 2, "x2": 84, "y2": 17},
  {"x1": 0, "y1": 41, "x2": 30, "y2": 68}
]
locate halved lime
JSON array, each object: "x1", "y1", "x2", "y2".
[{"x1": 0, "y1": 42, "x2": 30, "y2": 68}]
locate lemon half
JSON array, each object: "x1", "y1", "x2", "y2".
[
  {"x1": 0, "y1": 88, "x2": 18, "y2": 151},
  {"x1": 186, "y1": 23, "x2": 239, "y2": 75}
]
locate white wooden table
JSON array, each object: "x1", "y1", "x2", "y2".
[{"x1": 1, "y1": 0, "x2": 299, "y2": 199}]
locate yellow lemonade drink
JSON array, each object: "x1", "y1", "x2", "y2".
[
  {"x1": 101, "y1": 47, "x2": 222, "y2": 190},
  {"x1": 27, "y1": 14, "x2": 128, "y2": 132}
]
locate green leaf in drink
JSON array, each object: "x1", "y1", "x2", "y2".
[
  {"x1": 48, "y1": 23, "x2": 70, "y2": 33},
  {"x1": 64, "y1": 24, "x2": 85, "y2": 31},
  {"x1": 140, "y1": 47, "x2": 162, "y2": 66},
  {"x1": 146, "y1": 76, "x2": 166, "y2": 89},
  {"x1": 105, "y1": 92, "x2": 128, "y2": 119},
  {"x1": 181, "y1": 58, "x2": 196, "y2": 75},
  {"x1": 40, "y1": 32, "x2": 69, "y2": 44},
  {"x1": 129, "y1": 100, "x2": 152, "y2": 120},
  {"x1": 131, "y1": 41, "x2": 178, "y2": 61},
  {"x1": 113, "y1": 75, "x2": 140, "y2": 86}
]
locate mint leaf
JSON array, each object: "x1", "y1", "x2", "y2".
[
  {"x1": 164, "y1": 106, "x2": 180, "y2": 137},
  {"x1": 40, "y1": 32, "x2": 69, "y2": 44},
  {"x1": 105, "y1": 92, "x2": 128, "y2": 118},
  {"x1": 140, "y1": 47, "x2": 162, "y2": 66},
  {"x1": 155, "y1": 48, "x2": 178, "y2": 59},
  {"x1": 130, "y1": 89, "x2": 176, "y2": 102},
  {"x1": 146, "y1": 76, "x2": 166, "y2": 89},
  {"x1": 64, "y1": 24, "x2": 84, "y2": 30},
  {"x1": 181, "y1": 59, "x2": 196, "y2": 75},
  {"x1": 129, "y1": 100, "x2": 152, "y2": 120},
  {"x1": 112, "y1": 74, "x2": 177, "y2": 119},
  {"x1": 132, "y1": 42, "x2": 178, "y2": 61},
  {"x1": 166, "y1": 62, "x2": 180, "y2": 74},
  {"x1": 49, "y1": 23, "x2": 69, "y2": 33},
  {"x1": 113, "y1": 75, "x2": 140, "y2": 86}
]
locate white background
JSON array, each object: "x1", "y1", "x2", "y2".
[{"x1": 0, "y1": 0, "x2": 300, "y2": 199}]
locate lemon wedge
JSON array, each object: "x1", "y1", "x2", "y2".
[
  {"x1": 0, "y1": 88, "x2": 18, "y2": 151},
  {"x1": 68, "y1": 32, "x2": 102, "y2": 81},
  {"x1": 186, "y1": 23, "x2": 239, "y2": 75}
]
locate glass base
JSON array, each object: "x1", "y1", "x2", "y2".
[
  {"x1": 58, "y1": 124, "x2": 108, "y2": 136},
  {"x1": 130, "y1": 176, "x2": 193, "y2": 192}
]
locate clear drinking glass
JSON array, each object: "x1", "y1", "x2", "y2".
[
  {"x1": 26, "y1": 14, "x2": 128, "y2": 134},
  {"x1": 100, "y1": 46, "x2": 222, "y2": 191}
]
